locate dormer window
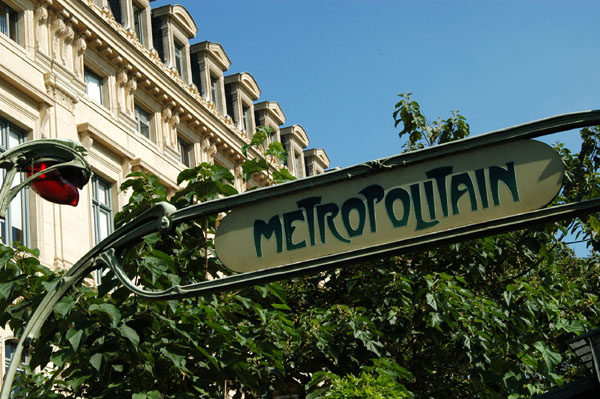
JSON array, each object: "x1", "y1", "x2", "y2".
[
  {"x1": 303, "y1": 148, "x2": 330, "y2": 176},
  {"x1": 190, "y1": 41, "x2": 231, "y2": 115},
  {"x1": 255, "y1": 101, "x2": 286, "y2": 145},
  {"x1": 0, "y1": 1, "x2": 19, "y2": 44},
  {"x1": 151, "y1": 5, "x2": 197, "y2": 84},
  {"x1": 281, "y1": 125, "x2": 310, "y2": 177},
  {"x1": 223, "y1": 73, "x2": 260, "y2": 134}
]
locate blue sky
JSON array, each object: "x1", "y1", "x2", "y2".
[{"x1": 152, "y1": 0, "x2": 600, "y2": 168}]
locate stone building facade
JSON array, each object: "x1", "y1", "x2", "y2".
[{"x1": 0, "y1": 0, "x2": 329, "y2": 385}]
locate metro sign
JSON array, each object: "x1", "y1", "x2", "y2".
[{"x1": 215, "y1": 140, "x2": 563, "y2": 273}]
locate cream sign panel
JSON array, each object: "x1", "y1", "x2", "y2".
[{"x1": 215, "y1": 140, "x2": 564, "y2": 273}]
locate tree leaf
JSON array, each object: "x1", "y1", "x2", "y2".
[
  {"x1": 89, "y1": 353, "x2": 102, "y2": 371},
  {"x1": 66, "y1": 328, "x2": 84, "y2": 352},
  {"x1": 118, "y1": 324, "x2": 140, "y2": 348},
  {"x1": 89, "y1": 303, "x2": 122, "y2": 328}
]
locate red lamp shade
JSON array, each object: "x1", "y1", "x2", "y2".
[{"x1": 26, "y1": 162, "x2": 79, "y2": 206}]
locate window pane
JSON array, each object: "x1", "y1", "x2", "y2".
[
  {"x1": 178, "y1": 138, "x2": 190, "y2": 167},
  {"x1": 97, "y1": 210, "x2": 110, "y2": 240},
  {"x1": 135, "y1": 105, "x2": 151, "y2": 139},
  {"x1": 8, "y1": 130, "x2": 20, "y2": 148},
  {"x1": 243, "y1": 106, "x2": 250, "y2": 132},
  {"x1": 9, "y1": 189, "x2": 23, "y2": 242},
  {"x1": 97, "y1": 181, "x2": 109, "y2": 206},
  {"x1": 85, "y1": 70, "x2": 103, "y2": 104},
  {"x1": 0, "y1": 2, "x2": 18, "y2": 43},
  {"x1": 0, "y1": 3, "x2": 7, "y2": 36},
  {"x1": 174, "y1": 42, "x2": 183, "y2": 77},
  {"x1": 8, "y1": 6, "x2": 16, "y2": 42},
  {"x1": 0, "y1": 121, "x2": 26, "y2": 246},
  {"x1": 211, "y1": 76, "x2": 221, "y2": 112},
  {"x1": 5, "y1": 340, "x2": 16, "y2": 371},
  {"x1": 133, "y1": 4, "x2": 144, "y2": 45}
]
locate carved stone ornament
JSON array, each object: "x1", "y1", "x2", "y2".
[
  {"x1": 35, "y1": 3, "x2": 49, "y2": 24},
  {"x1": 45, "y1": 73, "x2": 78, "y2": 114}
]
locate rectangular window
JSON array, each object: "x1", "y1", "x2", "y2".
[
  {"x1": 133, "y1": 3, "x2": 144, "y2": 46},
  {"x1": 92, "y1": 176, "x2": 113, "y2": 283},
  {"x1": 242, "y1": 105, "x2": 251, "y2": 133},
  {"x1": 85, "y1": 68, "x2": 103, "y2": 105},
  {"x1": 0, "y1": 1, "x2": 18, "y2": 43},
  {"x1": 0, "y1": 119, "x2": 27, "y2": 246},
  {"x1": 178, "y1": 137, "x2": 191, "y2": 167},
  {"x1": 135, "y1": 105, "x2": 151, "y2": 139},
  {"x1": 174, "y1": 41, "x2": 184, "y2": 77}
]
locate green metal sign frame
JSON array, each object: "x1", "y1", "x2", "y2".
[
  {"x1": 3, "y1": 110, "x2": 600, "y2": 398},
  {"x1": 106, "y1": 109, "x2": 600, "y2": 298}
]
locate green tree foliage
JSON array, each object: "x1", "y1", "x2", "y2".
[{"x1": 3, "y1": 105, "x2": 600, "y2": 399}]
